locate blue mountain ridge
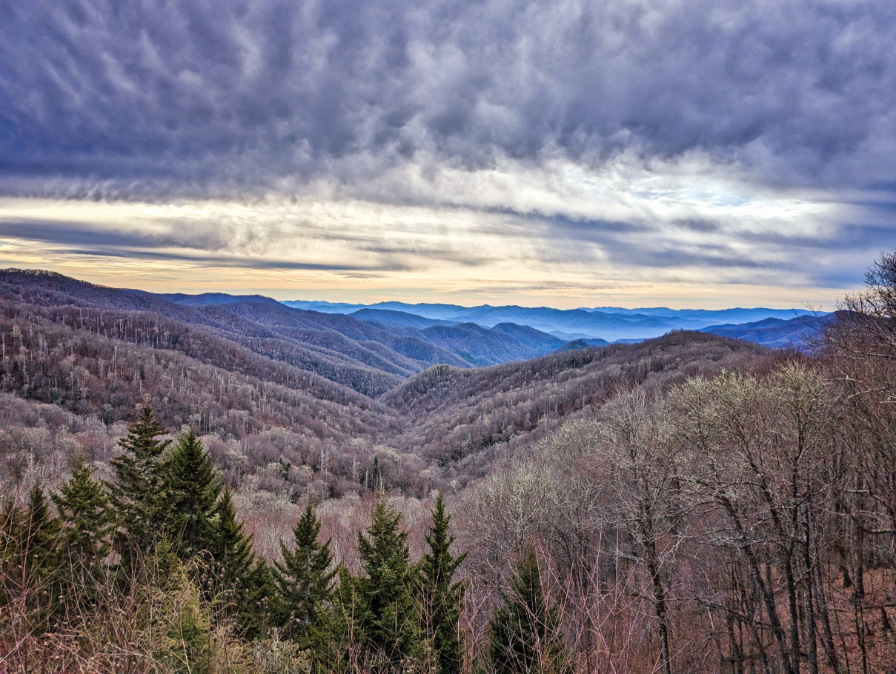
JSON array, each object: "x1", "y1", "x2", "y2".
[
  {"x1": 699, "y1": 313, "x2": 836, "y2": 349},
  {"x1": 283, "y1": 299, "x2": 822, "y2": 343}
]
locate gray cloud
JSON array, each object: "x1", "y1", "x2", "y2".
[
  {"x1": 2, "y1": 0, "x2": 895, "y2": 198},
  {"x1": 0, "y1": 218, "x2": 401, "y2": 271},
  {"x1": 0, "y1": 220, "x2": 226, "y2": 251}
]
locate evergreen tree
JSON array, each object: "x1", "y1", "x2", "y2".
[
  {"x1": 272, "y1": 502, "x2": 335, "y2": 662},
  {"x1": 244, "y1": 559, "x2": 276, "y2": 638},
  {"x1": 165, "y1": 428, "x2": 221, "y2": 560},
  {"x1": 489, "y1": 547, "x2": 568, "y2": 674},
  {"x1": 51, "y1": 456, "x2": 111, "y2": 600},
  {"x1": 211, "y1": 486, "x2": 267, "y2": 636},
  {"x1": 109, "y1": 404, "x2": 171, "y2": 569},
  {"x1": 417, "y1": 493, "x2": 467, "y2": 674},
  {"x1": 13, "y1": 483, "x2": 63, "y2": 630},
  {"x1": 332, "y1": 563, "x2": 366, "y2": 660},
  {"x1": 371, "y1": 455, "x2": 382, "y2": 492},
  {"x1": 354, "y1": 497, "x2": 420, "y2": 669},
  {"x1": 23, "y1": 481, "x2": 61, "y2": 579}
]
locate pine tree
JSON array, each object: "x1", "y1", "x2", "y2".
[
  {"x1": 333, "y1": 563, "x2": 367, "y2": 662},
  {"x1": 371, "y1": 456, "x2": 382, "y2": 492},
  {"x1": 17, "y1": 483, "x2": 63, "y2": 630},
  {"x1": 211, "y1": 487, "x2": 267, "y2": 636},
  {"x1": 417, "y1": 493, "x2": 467, "y2": 674},
  {"x1": 244, "y1": 559, "x2": 276, "y2": 638},
  {"x1": 51, "y1": 456, "x2": 111, "y2": 600},
  {"x1": 109, "y1": 404, "x2": 171, "y2": 569},
  {"x1": 23, "y1": 482, "x2": 61, "y2": 579},
  {"x1": 354, "y1": 497, "x2": 420, "y2": 669},
  {"x1": 138, "y1": 539, "x2": 214, "y2": 673},
  {"x1": 489, "y1": 547, "x2": 568, "y2": 674},
  {"x1": 165, "y1": 428, "x2": 221, "y2": 561},
  {"x1": 272, "y1": 502, "x2": 335, "y2": 661}
]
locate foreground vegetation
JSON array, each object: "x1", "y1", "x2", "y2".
[{"x1": 2, "y1": 253, "x2": 896, "y2": 671}]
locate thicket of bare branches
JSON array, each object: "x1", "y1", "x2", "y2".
[{"x1": 456, "y1": 355, "x2": 895, "y2": 672}]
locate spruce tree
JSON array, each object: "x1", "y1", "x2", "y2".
[
  {"x1": 332, "y1": 562, "x2": 366, "y2": 662},
  {"x1": 23, "y1": 482, "x2": 61, "y2": 578},
  {"x1": 51, "y1": 456, "x2": 111, "y2": 598},
  {"x1": 417, "y1": 493, "x2": 467, "y2": 674},
  {"x1": 354, "y1": 497, "x2": 420, "y2": 669},
  {"x1": 489, "y1": 547, "x2": 568, "y2": 674},
  {"x1": 244, "y1": 559, "x2": 276, "y2": 638},
  {"x1": 165, "y1": 428, "x2": 221, "y2": 561},
  {"x1": 272, "y1": 502, "x2": 335, "y2": 661},
  {"x1": 109, "y1": 404, "x2": 171, "y2": 569},
  {"x1": 20, "y1": 482, "x2": 63, "y2": 630},
  {"x1": 212, "y1": 487, "x2": 267, "y2": 635}
]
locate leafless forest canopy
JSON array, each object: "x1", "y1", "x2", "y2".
[{"x1": 1, "y1": 258, "x2": 896, "y2": 672}]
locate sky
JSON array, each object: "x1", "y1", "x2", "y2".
[{"x1": 1, "y1": 0, "x2": 895, "y2": 309}]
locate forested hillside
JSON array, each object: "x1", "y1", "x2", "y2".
[{"x1": 2, "y1": 257, "x2": 896, "y2": 672}]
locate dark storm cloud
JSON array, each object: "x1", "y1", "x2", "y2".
[{"x1": 2, "y1": 0, "x2": 895, "y2": 197}]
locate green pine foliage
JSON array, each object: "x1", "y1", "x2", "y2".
[
  {"x1": 272, "y1": 503, "x2": 336, "y2": 664},
  {"x1": 165, "y1": 428, "x2": 222, "y2": 560},
  {"x1": 212, "y1": 486, "x2": 268, "y2": 636},
  {"x1": 23, "y1": 482, "x2": 62, "y2": 581},
  {"x1": 0, "y1": 498, "x2": 23, "y2": 611},
  {"x1": 0, "y1": 396, "x2": 472, "y2": 670},
  {"x1": 108, "y1": 404, "x2": 172, "y2": 569},
  {"x1": 0, "y1": 483, "x2": 64, "y2": 632},
  {"x1": 489, "y1": 547, "x2": 569, "y2": 674},
  {"x1": 51, "y1": 455, "x2": 112, "y2": 606},
  {"x1": 417, "y1": 493, "x2": 467, "y2": 674},
  {"x1": 245, "y1": 559, "x2": 276, "y2": 638},
  {"x1": 353, "y1": 497, "x2": 421, "y2": 669},
  {"x1": 332, "y1": 563, "x2": 364, "y2": 662}
]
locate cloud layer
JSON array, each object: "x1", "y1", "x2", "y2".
[{"x1": 1, "y1": 0, "x2": 894, "y2": 304}]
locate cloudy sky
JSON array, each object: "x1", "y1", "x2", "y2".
[{"x1": 1, "y1": 0, "x2": 894, "y2": 308}]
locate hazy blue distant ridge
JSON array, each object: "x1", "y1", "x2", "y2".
[
  {"x1": 283, "y1": 299, "x2": 822, "y2": 343},
  {"x1": 700, "y1": 313, "x2": 835, "y2": 349}
]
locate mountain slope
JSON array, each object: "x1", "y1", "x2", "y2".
[
  {"x1": 382, "y1": 331, "x2": 770, "y2": 486},
  {"x1": 0, "y1": 270, "x2": 590, "y2": 394},
  {"x1": 350, "y1": 308, "x2": 457, "y2": 329},
  {"x1": 700, "y1": 313, "x2": 833, "y2": 348}
]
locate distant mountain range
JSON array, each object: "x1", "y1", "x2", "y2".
[
  {"x1": 701, "y1": 313, "x2": 837, "y2": 349},
  {"x1": 283, "y1": 299, "x2": 822, "y2": 343}
]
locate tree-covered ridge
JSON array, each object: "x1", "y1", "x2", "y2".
[{"x1": 0, "y1": 270, "x2": 577, "y2": 395}]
